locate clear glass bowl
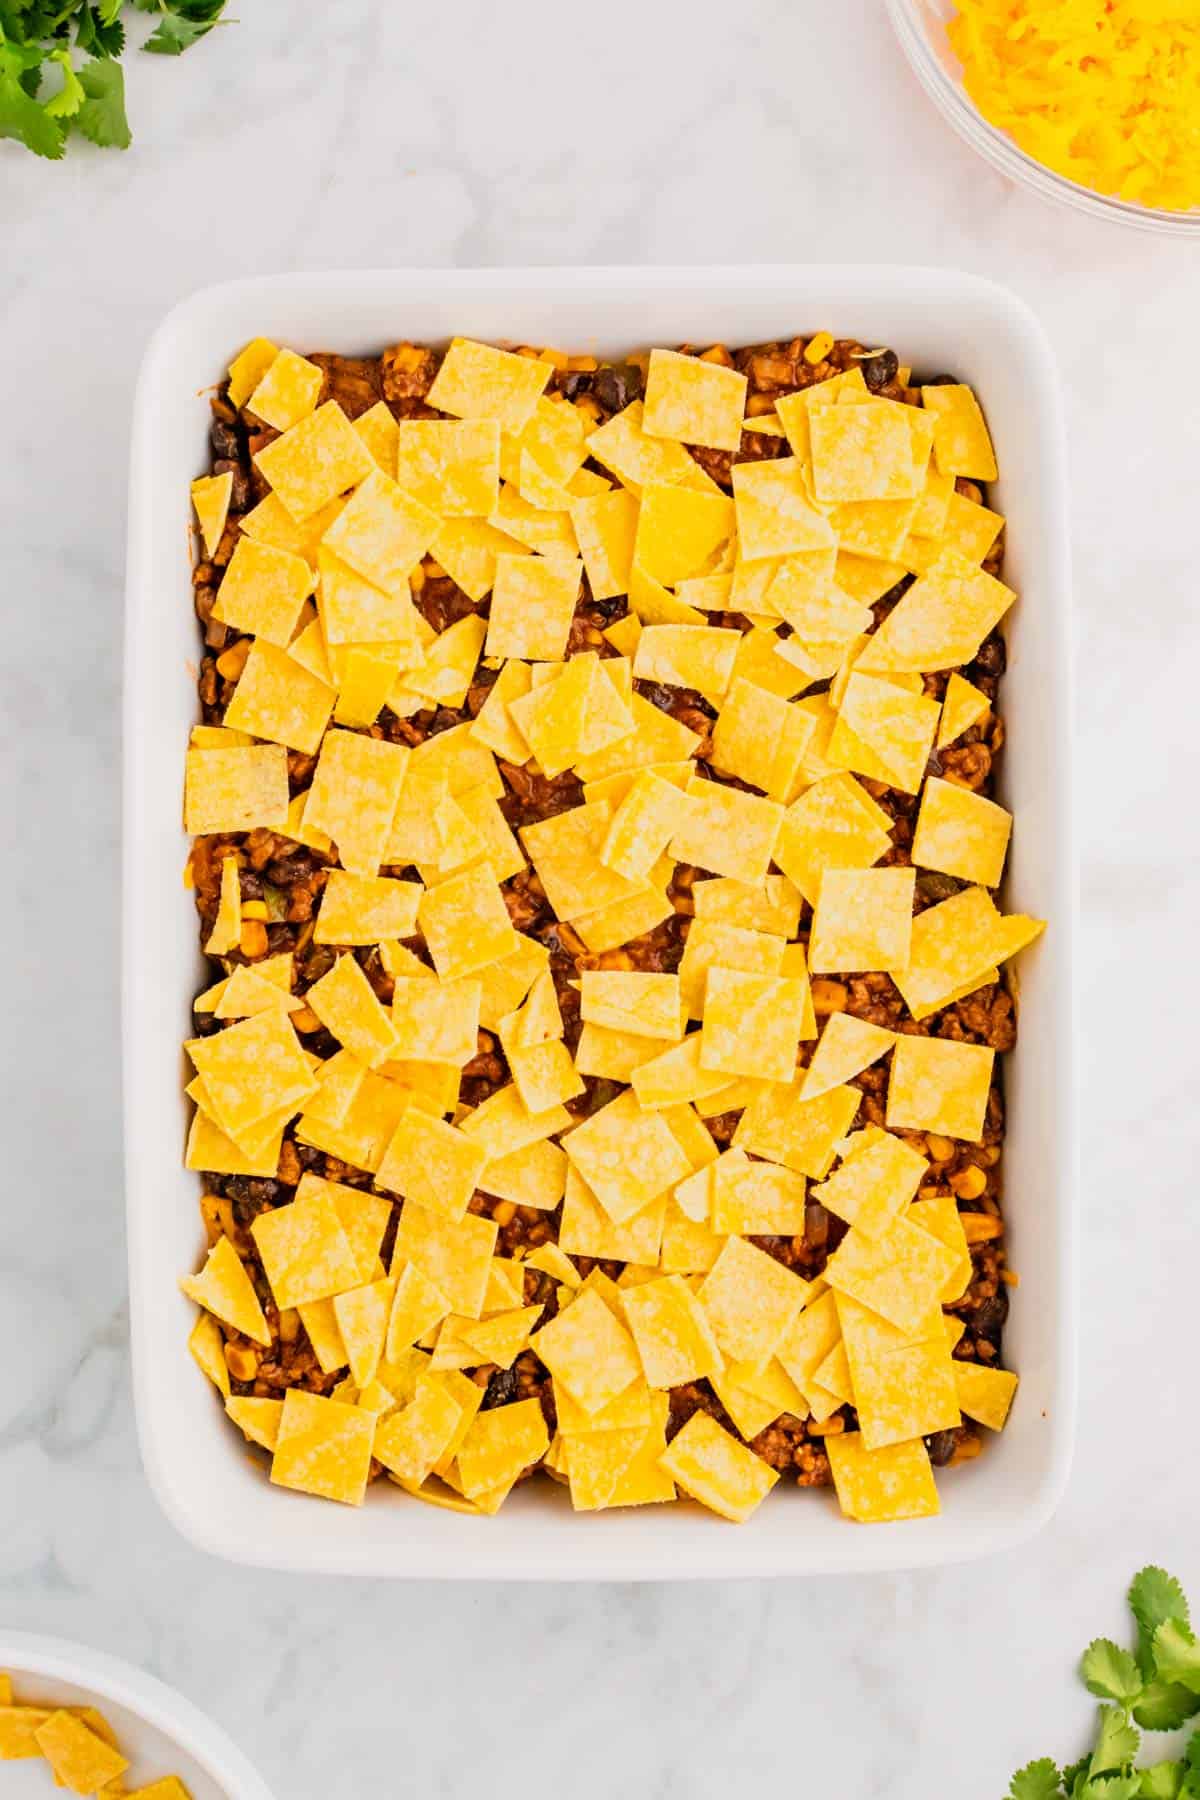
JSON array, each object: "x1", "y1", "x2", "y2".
[{"x1": 886, "y1": 0, "x2": 1200, "y2": 238}]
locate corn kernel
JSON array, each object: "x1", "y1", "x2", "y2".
[
  {"x1": 960, "y1": 1211, "x2": 1003, "y2": 1244},
  {"x1": 949, "y1": 1432, "x2": 983, "y2": 1465},
  {"x1": 239, "y1": 920, "x2": 268, "y2": 958},
  {"x1": 698, "y1": 344, "x2": 734, "y2": 366},
  {"x1": 225, "y1": 1342, "x2": 260, "y2": 1382},
  {"x1": 745, "y1": 392, "x2": 777, "y2": 418},
  {"x1": 950, "y1": 1164, "x2": 988, "y2": 1200},
  {"x1": 290, "y1": 1005, "x2": 321, "y2": 1033},
  {"x1": 926, "y1": 1134, "x2": 957, "y2": 1163},
  {"x1": 566, "y1": 355, "x2": 599, "y2": 373},
  {"x1": 492, "y1": 1201, "x2": 517, "y2": 1228},
  {"x1": 240, "y1": 900, "x2": 269, "y2": 921},
  {"x1": 409, "y1": 564, "x2": 425, "y2": 592},
  {"x1": 216, "y1": 639, "x2": 251, "y2": 680},
  {"x1": 807, "y1": 1414, "x2": 845, "y2": 1436},
  {"x1": 536, "y1": 348, "x2": 569, "y2": 370},
  {"x1": 804, "y1": 331, "x2": 835, "y2": 365},
  {"x1": 810, "y1": 978, "x2": 848, "y2": 1014}
]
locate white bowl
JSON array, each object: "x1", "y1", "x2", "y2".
[
  {"x1": 0, "y1": 1632, "x2": 274, "y2": 1798},
  {"x1": 124, "y1": 265, "x2": 1076, "y2": 1579}
]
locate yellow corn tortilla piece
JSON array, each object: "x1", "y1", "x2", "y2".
[
  {"x1": 184, "y1": 1107, "x2": 283, "y2": 1180},
  {"x1": 698, "y1": 1234, "x2": 809, "y2": 1364},
  {"x1": 827, "y1": 670, "x2": 941, "y2": 795},
  {"x1": 392, "y1": 418, "x2": 500, "y2": 515},
  {"x1": 561, "y1": 1088, "x2": 691, "y2": 1224},
  {"x1": 391, "y1": 1200, "x2": 498, "y2": 1319},
  {"x1": 911, "y1": 777, "x2": 1012, "y2": 888},
  {"x1": 954, "y1": 1361, "x2": 1018, "y2": 1431},
  {"x1": 585, "y1": 398, "x2": 719, "y2": 496},
  {"x1": 920, "y1": 383, "x2": 998, "y2": 481},
  {"x1": 811, "y1": 1131, "x2": 927, "y2": 1238},
  {"x1": 574, "y1": 690, "x2": 701, "y2": 783},
  {"x1": 430, "y1": 515, "x2": 524, "y2": 604},
  {"x1": 573, "y1": 1021, "x2": 675, "y2": 1083},
  {"x1": 826, "y1": 1431, "x2": 940, "y2": 1523},
  {"x1": 801, "y1": 1012, "x2": 896, "y2": 1100},
  {"x1": 570, "y1": 487, "x2": 639, "y2": 602},
  {"x1": 485, "y1": 552, "x2": 582, "y2": 662},
  {"x1": 710, "y1": 676, "x2": 817, "y2": 803},
  {"x1": 250, "y1": 1184, "x2": 361, "y2": 1310},
  {"x1": 191, "y1": 469, "x2": 233, "y2": 558},
  {"x1": 558, "y1": 1167, "x2": 667, "y2": 1263},
  {"x1": 204, "y1": 853, "x2": 241, "y2": 956},
  {"x1": 937, "y1": 671, "x2": 991, "y2": 748},
  {"x1": 416, "y1": 860, "x2": 518, "y2": 981},
  {"x1": 470, "y1": 656, "x2": 536, "y2": 763},
  {"x1": 599, "y1": 769, "x2": 681, "y2": 883},
  {"x1": 629, "y1": 1032, "x2": 733, "y2": 1111},
  {"x1": 622, "y1": 1273, "x2": 723, "y2": 1387},
  {"x1": 633, "y1": 622, "x2": 740, "y2": 703},
  {"x1": 891, "y1": 884, "x2": 1043, "y2": 1019},
  {"x1": 314, "y1": 870, "x2": 422, "y2": 947},
  {"x1": 887, "y1": 1035, "x2": 995, "y2": 1142},
  {"x1": 226, "y1": 1395, "x2": 285, "y2": 1452},
  {"x1": 33, "y1": 1709, "x2": 129, "y2": 1793},
  {"x1": 350, "y1": 398, "x2": 399, "y2": 476},
  {"x1": 253, "y1": 401, "x2": 375, "y2": 523},
  {"x1": 808, "y1": 867, "x2": 916, "y2": 974},
  {"x1": 578, "y1": 970, "x2": 683, "y2": 1041},
  {"x1": 270, "y1": 1389, "x2": 376, "y2": 1506},
  {"x1": 669, "y1": 775, "x2": 783, "y2": 884},
  {"x1": 388, "y1": 975, "x2": 480, "y2": 1069},
  {"x1": 507, "y1": 1038, "x2": 585, "y2": 1113},
  {"x1": 678, "y1": 919, "x2": 787, "y2": 1020},
  {"x1": 659, "y1": 1411, "x2": 778, "y2": 1523},
  {"x1": 455, "y1": 1395, "x2": 550, "y2": 1500},
  {"x1": 376, "y1": 1108, "x2": 489, "y2": 1220},
  {"x1": 857, "y1": 548, "x2": 1015, "y2": 675},
  {"x1": 691, "y1": 874, "x2": 801, "y2": 938},
  {"x1": 386, "y1": 1264, "x2": 451, "y2": 1362},
  {"x1": 810, "y1": 399, "x2": 921, "y2": 504},
  {"x1": 186, "y1": 1007, "x2": 316, "y2": 1139},
  {"x1": 333, "y1": 1277, "x2": 393, "y2": 1388},
  {"x1": 227, "y1": 335, "x2": 278, "y2": 408},
  {"x1": 316, "y1": 546, "x2": 426, "y2": 652},
  {"x1": 642, "y1": 348, "x2": 748, "y2": 452},
  {"x1": 188, "y1": 1308, "x2": 231, "y2": 1396},
  {"x1": 532, "y1": 1286, "x2": 642, "y2": 1417},
  {"x1": 710, "y1": 1151, "x2": 807, "y2": 1235},
  {"x1": 322, "y1": 467, "x2": 439, "y2": 594},
  {"x1": 520, "y1": 799, "x2": 649, "y2": 922},
  {"x1": 184, "y1": 743, "x2": 289, "y2": 836},
  {"x1": 223, "y1": 639, "x2": 334, "y2": 756},
  {"x1": 939, "y1": 489, "x2": 1004, "y2": 562},
  {"x1": 477, "y1": 1137, "x2": 567, "y2": 1213},
  {"x1": 826, "y1": 1215, "x2": 960, "y2": 1338},
  {"x1": 180, "y1": 1243, "x2": 273, "y2": 1359},
  {"x1": 246, "y1": 346, "x2": 323, "y2": 432},
  {"x1": 700, "y1": 968, "x2": 807, "y2": 1084},
  {"x1": 459, "y1": 1082, "x2": 571, "y2": 1163},
  {"x1": 428, "y1": 337, "x2": 551, "y2": 433},
  {"x1": 304, "y1": 729, "x2": 409, "y2": 876},
  {"x1": 732, "y1": 457, "x2": 836, "y2": 560},
  {"x1": 734, "y1": 1079, "x2": 861, "y2": 1178},
  {"x1": 911, "y1": 1194, "x2": 974, "y2": 1303},
  {"x1": 306, "y1": 952, "x2": 398, "y2": 1068},
  {"x1": 633, "y1": 483, "x2": 735, "y2": 587}
]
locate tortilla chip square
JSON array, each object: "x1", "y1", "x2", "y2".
[
  {"x1": 479, "y1": 1137, "x2": 567, "y2": 1212},
  {"x1": 430, "y1": 515, "x2": 524, "y2": 604},
  {"x1": 187, "y1": 1008, "x2": 315, "y2": 1138},
  {"x1": 643, "y1": 348, "x2": 748, "y2": 452},
  {"x1": 579, "y1": 970, "x2": 683, "y2": 1041},
  {"x1": 361, "y1": 1377, "x2": 454, "y2": 1487},
  {"x1": 222, "y1": 639, "x2": 334, "y2": 756},
  {"x1": 710, "y1": 1152, "x2": 808, "y2": 1234},
  {"x1": 921, "y1": 384, "x2": 998, "y2": 481},
  {"x1": 771, "y1": 773, "x2": 891, "y2": 907},
  {"x1": 386, "y1": 1263, "x2": 451, "y2": 1359},
  {"x1": 826, "y1": 1214, "x2": 959, "y2": 1337},
  {"x1": 669, "y1": 776, "x2": 783, "y2": 884},
  {"x1": 192, "y1": 469, "x2": 233, "y2": 559},
  {"x1": 848, "y1": 1329, "x2": 961, "y2": 1451},
  {"x1": 809, "y1": 867, "x2": 915, "y2": 975},
  {"x1": 179, "y1": 1235, "x2": 269, "y2": 1345},
  {"x1": 322, "y1": 467, "x2": 438, "y2": 593},
  {"x1": 954, "y1": 1361, "x2": 1018, "y2": 1431},
  {"x1": 455, "y1": 1396, "x2": 549, "y2": 1500},
  {"x1": 246, "y1": 346, "x2": 323, "y2": 432},
  {"x1": 633, "y1": 622, "x2": 740, "y2": 703},
  {"x1": 912, "y1": 777, "x2": 1012, "y2": 888},
  {"x1": 316, "y1": 548, "x2": 425, "y2": 656},
  {"x1": 710, "y1": 676, "x2": 818, "y2": 803},
  {"x1": 33, "y1": 1711, "x2": 129, "y2": 1792},
  {"x1": 485, "y1": 553, "x2": 582, "y2": 661},
  {"x1": 827, "y1": 671, "x2": 941, "y2": 795},
  {"x1": 812, "y1": 1131, "x2": 927, "y2": 1238},
  {"x1": 826, "y1": 1431, "x2": 939, "y2": 1522},
  {"x1": 390, "y1": 1200, "x2": 497, "y2": 1320},
  {"x1": 887, "y1": 1035, "x2": 994, "y2": 1142},
  {"x1": 254, "y1": 401, "x2": 375, "y2": 523},
  {"x1": 209, "y1": 534, "x2": 314, "y2": 646},
  {"x1": 801, "y1": 1013, "x2": 896, "y2": 1100},
  {"x1": 558, "y1": 1166, "x2": 667, "y2": 1263},
  {"x1": 562, "y1": 1088, "x2": 691, "y2": 1223},
  {"x1": 417, "y1": 861, "x2": 517, "y2": 980},
  {"x1": 306, "y1": 953, "x2": 398, "y2": 1067},
  {"x1": 304, "y1": 730, "x2": 409, "y2": 876},
  {"x1": 375, "y1": 1109, "x2": 488, "y2": 1220},
  {"x1": 700, "y1": 968, "x2": 806, "y2": 1084},
  {"x1": 691, "y1": 873, "x2": 801, "y2": 938},
  {"x1": 633, "y1": 484, "x2": 735, "y2": 587},
  {"x1": 312, "y1": 871, "x2": 421, "y2": 948},
  {"x1": 192, "y1": 743, "x2": 288, "y2": 845},
  {"x1": 622, "y1": 1273, "x2": 723, "y2": 1387},
  {"x1": 392, "y1": 418, "x2": 500, "y2": 515},
  {"x1": 459, "y1": 1083, "x2": 571, "y2": 1164},
  {"x1": 270, "y1": 1389, "x2": 376, "y2": 1505},
  {"x1": 532, "y1": 1286, "x2": 642, "y2": 1416},
  {"x1": 732, "y1": 458, "x2": 836, "y2": 561},
  {"x1": 658, "y1": 1411, "x2": 778, "y2": 1523},
  {"x1": 698, "y1": 1234, "x2": 808, "y2": 1363},
  {"x1": 599, "y1": 768, "x2": 682, "y2": 883},
  {"x1": 586, "y1": 398, "x2": 719, "y2": 496},
  {"x1": 227, "y1": 335, "x2": 279, "y2": 408},
  {"x1": 570, "y1": 487, "x2": 640, "y2": 602},
  {"x1": 428, "y1": 337, "x2": 551, "y2": 433},
  {"x1": 332, "y1": 1277, "x2": 392, "y2": 1388},
  {"x1": 857, "y1": 549, "x2": 1014, "y2": 675},
  {"x1": 250, "y1": 1184, "x2": 361, "y2": 1309},
  {"x1": 937, "y1": 672, "x2": 991, "y2": 749},
  {"x1": 810, "y1": 399, "x2": 920, "y2": 504}
]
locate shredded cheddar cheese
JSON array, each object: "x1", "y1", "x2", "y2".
[{"x1": 948, "y1": 0, "x2": 1200, "y2": 213}]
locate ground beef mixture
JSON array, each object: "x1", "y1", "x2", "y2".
[{"x1": 189, "y1": 331, "x2": 1016, "y2": 1492}]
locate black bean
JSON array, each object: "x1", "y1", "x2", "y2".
[
  {"x1": 481, "y1": 1366, "x2": 518, "y2": 1410},
  {"x1": 861, "y1": 348, "x2": 899, "y2": 392},
  {"x1": 971, "y1": 1289, "x2": 1010, "y2": 1338},
  {"x1": 558, "y1": 370, "x2": 594, "y2": 400},
  {"x1": 211, "y1": 420, "x2": 241, "y2": 460},
  {"x1": 917, "y1": 870, "x2": 961, "y2": 904},
  {"x1": 972, "y1": 631, "x2": 1007, "y2": 677},
  {"x1": 592, "y1": 364, "x2": 643, "y2": 414},
  {"x1": 926, "y1": 1429, "x2": 958, "y2": 1466}
]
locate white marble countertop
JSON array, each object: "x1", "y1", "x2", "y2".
[{"x1": 2, "y1": 2, "x2": 1196, "y2": 1794}]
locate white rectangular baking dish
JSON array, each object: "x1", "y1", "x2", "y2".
[{"x1": 124, "y1": 266, "x2": 1075, "y2": 1579}]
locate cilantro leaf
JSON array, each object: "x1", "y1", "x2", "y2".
[
  {"x1": 1091, "y1": 1706, "x2": 1140, "y2": 1777},
  {"x1": 43, "y1": 46, "x2": 83, "y2": 116},
  {"x1": 1009, "y1": 1760, "x2": 1065, "y2": 1800},
  {"x1": 1134, "y1": 1681, "x2": 1200, "y2": 1733},
  {"x1": 1064, "y1": 1758, "x2": 1093, "y2": 1797},
  {"x1": 1130, "y1": 1570, "x2": 1191, "y2": 1672},
  {"x1": 72, "y1": 52, "x2": 128, "y2": 145},
  {"x1": 75, "y1": 6, "x2": 125, "y2": 56},
  {"x1": 1078, "y1": 1779, "x2": 1146, "y2": 1800},
  {"x1": 1083, "y1": 1641, "x2": 1145, "y2": 1706},
  {"x1": 0, "y1": 56, "x2": 64, "y2": 156},
  {"x1": 1154, "y1": 1622, "x2": 1200, "y2": 1698},
  {"x1": 140, "y1": 0, "x2": 228, "y2": 55},
  {"x1": 1139, "y1": 1765, "x2": 1185, "y2": 1799}
]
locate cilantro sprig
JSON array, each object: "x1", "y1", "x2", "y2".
[
  {"x1": 1009, "y1": 1569, "x2": 1200, "y2": 1800},
  {"x1": 0, "y1": 0, "x2": 229, "y2": 159}
]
